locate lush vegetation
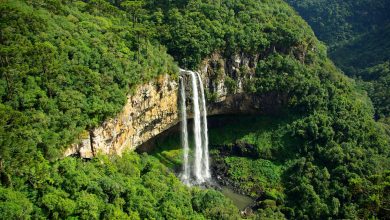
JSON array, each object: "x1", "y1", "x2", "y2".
[
  {"x1": 0, "y1": 0, "x2": 178, "y2": 161},
  {"x1": 246, "y1": 49, "x2": 390, "y2": 218},
  {"x1": 286, "y1": 0, "x2": 390, "y2": 121},
  {"x1": 357, "y1": 61, "x2": 390, "y2": 120},
  {"x1": 0, "y1": 152, "x2": 239, "y2": 219},
  {"x1": 0, "y1": 0, "x2": 389, "y2": 219},
  {"x1": 157, "y1": 113, "x2": 389, "y2": 219},
  {"x1": 285, "y1": 0, "x2": 390, "y2": 51},
  {"x1": 148, "y1": 0, "x2": 316, "y2": 69}
]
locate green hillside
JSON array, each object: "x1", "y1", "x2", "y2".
[
  {"x1": 0, "y1": 0, "x2": 389, "y2": 219},
  {"x1": 286, "y1": 0, "x2": 390, "y2": 120},
  {"x1": 285, "y1": 0, "x2": 390, "y2": 51},
  {"x1": 331, "y1": 25, "x2": 390, "y2": 73}
]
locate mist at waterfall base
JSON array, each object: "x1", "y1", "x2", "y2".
[{"x1": 179, "y1": 70, "x2": 211, "y2": 185}]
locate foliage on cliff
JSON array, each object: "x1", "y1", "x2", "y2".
[
  {"x1": 0, "y1": 0, "x2": 389, "y2": 219},
  {"x1": 148, "y1": 0, "x2": 318, "y2": 69}
]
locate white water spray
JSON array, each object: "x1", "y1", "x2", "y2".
[
  {"x1": 196, "y1": 72, "x2": 211, "y2": 179},
  {"x1": 180, "y1": 77, "x2": 190, "y2": 185},
  {"x1": 180, "y1": 70, "x2": 210, "y2": 184},
  {"x1": 190, "y1": 71, "x2": 204, "y2": 183}
]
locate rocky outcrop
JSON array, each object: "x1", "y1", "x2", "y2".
[
  {"x1": 65, "y1": 53, "x2": 287, "y2": 158},
  {"x1": 200, "y1": 52, "x2": 287, "y2": 115}
]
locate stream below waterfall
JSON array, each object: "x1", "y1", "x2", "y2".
[{"x1": 221, "y1": 186, "x2": 254, "y2": 210}]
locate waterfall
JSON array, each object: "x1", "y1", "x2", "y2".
[
  {"x1": 196, "y1": 72, "x2": 211, "y2": 179},
  {"x1": 190, "y1": 71, "x2": 204, "y2": 183},
  {"x1": 180, "y1": 70, "x2": 211, "y2": 185},
  {"x1": 180, "y1": 77, "x2": 190, "y2": 185}
]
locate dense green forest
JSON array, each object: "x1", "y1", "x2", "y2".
[
  {"x1": 0, "y1": 152, "x2": 240, "y2": 219},
  {"x1": 0, "y1": 0, "x2": 389, "y2": 219},
  {"x1": 286, "y1": 0, "x2": 390, "y2": 121},
  {"x1": 285, "y1": 0, "x2": 390, "y2": 51}
]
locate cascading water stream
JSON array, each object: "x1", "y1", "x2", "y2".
[
  {"x1": 179, "y1": 77, "x2": 190, "y2": 185},
  {"x1": 180, "y1": 69, "x2": 210, "y2": 185},
  {"x1": 189, "y1": 71, "x2": 204, "y2": 183},
  {"x1": 196, "y1": 72, "x2": 211, "y2": 179}
]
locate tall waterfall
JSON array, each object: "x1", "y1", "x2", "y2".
[
  {"x1": 180, "y1": 77, "x2": 190, "y2": 185},
  {"x1": 196, "y1": 73, "x2": 211, "y2": 179},
  {"x1": 190, "y1": 71, "x2": 204, "y2": 183},
  {"x1": 180, "y1": 70, "x2": 211, "y2": 184}
]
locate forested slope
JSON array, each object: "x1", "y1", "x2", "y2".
[
  {"x1": 286, "y1": 0, "x2": 390, "y2": 120},
  {"x1": 285, "y1": 0, "x2": 390, "y2": 51},
  {"x1": 0, "y1": 0, "x2": 389, "y2": 219}
]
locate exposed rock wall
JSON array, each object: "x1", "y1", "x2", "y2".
[
  {"x1": 199, "y1": 52, "x2": 286, "y2": 115},
  {"x1": 65, "y1": 74, "x2": 179, "y2": 158},
  {"x1": 65, "y1": 53, "x2": 287, "y2": 158},
  {"x1": 200, "y1": 52, "x2": 258, "y2": 113}
]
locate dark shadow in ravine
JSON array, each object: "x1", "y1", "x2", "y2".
[{"x1": 137, "y1": 113, "x2": 299, "y2": 171}]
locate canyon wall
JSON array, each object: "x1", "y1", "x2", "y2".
[{"x1": 65, "y1": 53, "x2": 287, "y2": 158}]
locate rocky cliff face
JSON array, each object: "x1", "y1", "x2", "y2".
[
  {"x1": 64, "y1": 74, "x2": 179, "y2": 158},
  {"x1": 65, "y1": 53, "x2": 287, "y2": 158}
]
